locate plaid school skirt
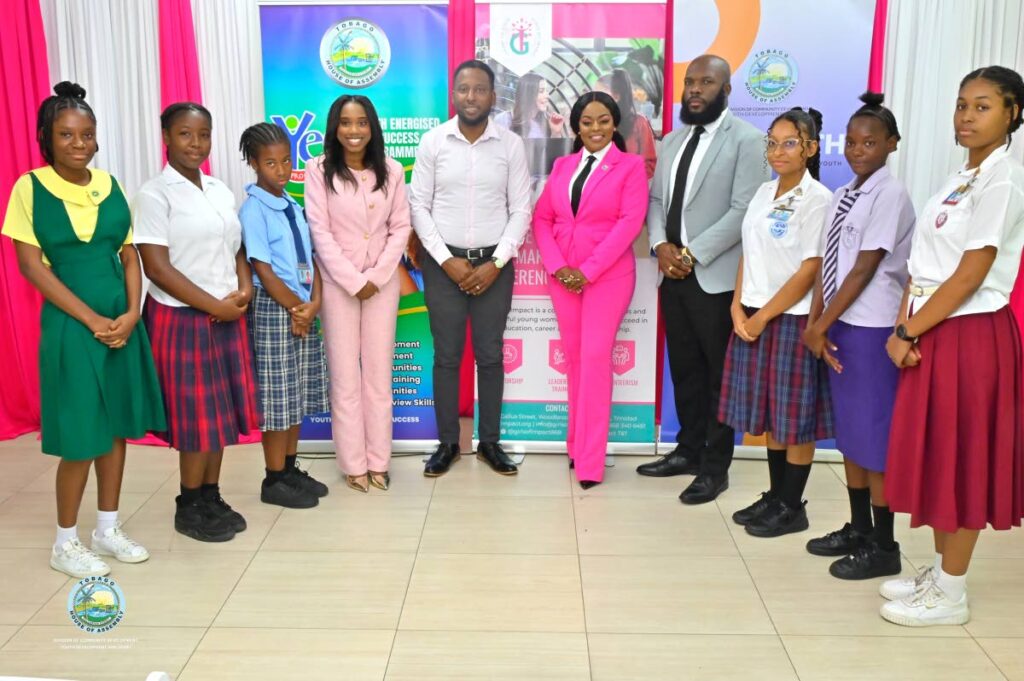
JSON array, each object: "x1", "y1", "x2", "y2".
[
  {"x1": 144, "y1": 299, "x2": 262, "y2": 452},
  {"x1": 248, "y1": 287, "x2": 329, "y2": 431},
  {"x1": 718, "y1": 310, "x2": 834, "y2": 444}
]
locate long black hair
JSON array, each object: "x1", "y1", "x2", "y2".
[
  {"x1": 322, "y1": 94, "x2": 389, "y2": 195},
  {"x1": 511, "y1": 73, "x2": 550, "y2": 138},
  {"x1": 598, "y1": 69, "x2": 638, "y2": 138},
  {"x1": 239, "y1": 122, "x2": 289, "y2": 164},
  {"x1": 37, "y1": 81, "x2": 96, "y2": 165},
  {"x1": 959, "y1": 66, "x2": 1024, "y2": 146},
  {"x1": 569, "y1": 91, "x2": 627, "y2": 153},
  {"x1": 768, "y1": 107, "x2": 824, "y2": 180},
  {"x1": 850, "y1": 91, "x2": 901, "y2": 141}
]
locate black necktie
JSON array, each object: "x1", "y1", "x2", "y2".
[
  {"x1": 665, "y1": 126, "x2": 704, "y2": 246},
  {"x1": 570, "y1": 154, "x2": 597, "y2": 216}
]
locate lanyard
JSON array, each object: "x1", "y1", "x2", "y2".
[{"x1": 283, "y1": 202, "x2": 312, "y2": 291}]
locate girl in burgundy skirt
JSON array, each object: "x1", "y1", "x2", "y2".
[
  {"x1": 719, "y1": 107, "x2": 834, "y2": 538},
  {"x1": 880, "y1": 66, "x2": 1024, "y2": 627},
  {"x1": 801, "y1": 93, "x2": 916, "y2": 581},
  {"x1": 134, "y1": 103, "x2": 262, "y2": 543}
]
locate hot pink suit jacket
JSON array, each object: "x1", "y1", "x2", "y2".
[{"x1": 532, "y1": 144, "x2": 650, "y2": 282}]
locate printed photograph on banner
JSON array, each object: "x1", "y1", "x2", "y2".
[
  {"x1": 259, "y1": 3, "x2": 445, "y2": 442},
  {"x1": 672, "y1": 0, "x2": 874, "y2": 190},
  {"x1": 477, "y1": 3, "x2": 666, "y2": 199}
]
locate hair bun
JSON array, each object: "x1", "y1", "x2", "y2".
[
  {"x1": 859, "y1": 91, "x2": 885, "y2": 107},
  {"x1": 807, "y1": 107, "x2": 824, "y2": 131},
  {"x1": 53, "y1": 81, "x2": 87, "y2": 100}
]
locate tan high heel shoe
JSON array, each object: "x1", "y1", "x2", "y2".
[
  {"x1": 346, "y1": 474, "x2": 369, "y2": 493},
  {"x1": 368, "y1": 471, "x2": 390, "y2": 491}
]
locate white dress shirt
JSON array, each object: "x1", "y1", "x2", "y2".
[
  {"x1": 654, "y1": 108, "x2": 729, "y2": 248},
  {"x1": 567, "y1": 141, "x2": 613, "y2": 200},
  {"x1": 409, "y1": 116, "x2": 532, "y2": 265},
  {"x1": 132, "y1": 164, "x2": 242, "y2": 307}
]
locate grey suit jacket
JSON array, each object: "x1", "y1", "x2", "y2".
[{"x1": 647, "y1": 111, "x2": 768, "y2": 294}]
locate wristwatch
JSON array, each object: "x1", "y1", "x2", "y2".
[
  {"x1": 491, "y1": 257, "x2": 506, "y2": 269},
  {"x1": 895, "y1": 324, "x2": 918, "y2": 343},
  {"x1": 680, "y1": 247, "x2": 697, "y2": 268}
]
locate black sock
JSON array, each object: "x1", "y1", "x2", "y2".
[
  {"x1": 265, "y1": 467, "x2": 287, "y2": 484},
  {"x1": 871, "y1": 504, "x2": 896, "y2": 550},
  {"x1": 848, "y1": 486, "x2": 872, "y2": 534},
  {"x1": 767, "y1": 448, "x2": 786, "y2": 496},
  {"x1": 180, "y1": 485, "x2": 201, "y2": 504},
  {"x1": 285, "y1": 454, "x2": 297, "y2": 469},
  {"x1": 200, "y1": 483, "x2": 220, "y2": 499},
  {"x1": 780, "y1": 461, "x2": 811, "y2": 509}
]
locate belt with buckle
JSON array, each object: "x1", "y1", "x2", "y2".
[
  {"x1": 447, "y1": 244, "x2": 498, "y2": 262},
  {"x1": 909, "y1": 282, "x2": 940, "y2": 297}
]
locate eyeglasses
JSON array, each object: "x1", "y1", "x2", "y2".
[{"x1": 765, "y1": 137, "x2": 808, "y2": 153}]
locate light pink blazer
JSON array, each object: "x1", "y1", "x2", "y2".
[
  {"x1": 532, "y1": 144, "x2": 649, "y2": 283},
  {"x1": 305, "y1": 156, "x2": 412, "y2": 295}
]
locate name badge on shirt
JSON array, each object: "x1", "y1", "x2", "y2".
[
  {"x1": 767, "y1": 206, "x2": 795, "y2": 222},
  {"x1": 297, "y1": 262, "x2": 313, "y2": 287},
  {"x1": 942, "y1": 170, "x2": 980, "y2": 206}
]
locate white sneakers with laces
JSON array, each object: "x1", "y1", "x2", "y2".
[
  {"x1": 880, "y1": 579, "x2": 970, "y2": 627},
  {"x1": 91, "y1": 522, "x2": 151, "y2": 563},
  {"x1": 50, "y1": 539, "x2": 111, "y2": 578},
  {"x1": 879, "y1": 564, "x2": 936, "y2": 601}
]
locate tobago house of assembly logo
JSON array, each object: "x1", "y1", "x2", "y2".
[
  {"x1": 320, "y1": 19, "x2": 391, "y2": 88},
  {"x1": 745, "y1": 49, "x2": 799, "y2": 103},
  {"x1": 68, "y1": 576, "x2": 125, "y2": 634}
]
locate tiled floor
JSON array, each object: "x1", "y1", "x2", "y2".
[{"x1": 1, "y1": 433, "x2": 1023, "y2": 680}]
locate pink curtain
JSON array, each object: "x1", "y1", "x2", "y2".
[
  {"x1": 0, "y1": 0, "x2": 49, "y2": 440},
  {"x1": 867, "y1": 0, "x2": 887, "y2": 91},
  {"x1": 158, "y1": 0, "x2": 210, "y2": 174}
]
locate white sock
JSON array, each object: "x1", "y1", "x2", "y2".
[
  {"x1": 96, "y1": 510, "x2": 118, "y2": 535},
  {"x1": 936, "y1": 568, "x2": 967, "y2": 601},
  {"x1": 933, "y1": 552, "x2": 943, "y2": 573},
  {"x1": 55, "y1": 525, "x2": 78, "y2": 551}
]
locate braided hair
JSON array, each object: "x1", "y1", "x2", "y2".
[
  {"x1": 850, "y1": 91, "x2": 901, "y2": 141},
  {"x1": 239, "y1": 122, "x2": 289, "y2": 164},
  {"x1": 960, "y1": 66, "x2": 1024, "y2": 146},
  {"x1": 37, "y1": 81, "x2": 96, "y2": 165},
  {"x1": 769, "y1": 107, "x2": 824, "y2": 180}
]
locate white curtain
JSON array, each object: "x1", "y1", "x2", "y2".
[
  {"x1": 191, "y1": 0, "x2": 266, "y2": 203},
  {"x1": 883, "y1": 0, "x2": 1024, "y2": 210},
  {"x1": 39, "y1": 0, "x2": 164, "y2": 198}
]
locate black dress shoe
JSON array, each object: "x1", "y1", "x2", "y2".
[
  {"x1": 636, "y1": 451, "x2": 700, "y2": 477},
  {"x1": 679, "y1": 472, "x2": 729, "y2": 505},
  {"x1": 732, "y1": 492, "x2": 774, "y2": 526},
  {"x1": 476, "y1": 442, "x2": 518, "y2": 475},
  {"x1": 569, "y1": 459, "x2": 575, "y2": 469},
  {"x1": 745, "y1": 498, "x2": 809, "y2": 538},
  {"x1": 829, "y1": 541, "x2": 902, "y2": 580},
  {"x1": 579, "y1": 480, "x2": 600, "y2": 490},
  {"x1": 424, "y1": 443, "x2": 460, "y2": 477},
  {"x1": 806, "y1": 523, "x2": 868, "y2": 557}
]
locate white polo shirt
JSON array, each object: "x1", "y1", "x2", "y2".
[
  {"x1": 909, "y1": 146, "x2": 1024, "y2": 317},
  {"x1": 132, "y1": 164, "x2": 243, "y2": 307},
  {"x1": 740, "y1": 169, "x2": 832, "y2": 314}
]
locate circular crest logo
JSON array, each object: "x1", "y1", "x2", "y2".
[
  {"x1": 745, "y1": 49, "x2": 799, "y2": 103},
  {"x1": 935, "y1": 211, "x2": 948, "y2": 229},
  {"x1": 770, "y1": 221, "x2": 789, "y2": 239},
  {"x1": 501, "y1": 16, "x2": 542, "y2": 58},
  {"x1": 68, "y1": 576, "x2": 125, "y2": 634},
  {"x1": 320, "y1": 19, "x2": 391, "y2": 88}
]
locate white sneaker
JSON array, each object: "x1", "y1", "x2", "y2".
[
  {"x1": 880, "y1": 581, "x2": 970, "y2": 627},
  {"x1": 91, "y1": 523, "x2": 150, "y2": 563},
  {"x1": 879, "y1": 564, "x2": 935, "y2": 601},
  {"x1": 50, "y1": 539, "x2": 111, "y2": 578}
]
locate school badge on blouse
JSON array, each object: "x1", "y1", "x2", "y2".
[
  {"x1": 770, "y1": 221, "x2": 789, "y2": 239},
  {"x1": 935, "y1": 211, "x2": 948, "y2": 229}
]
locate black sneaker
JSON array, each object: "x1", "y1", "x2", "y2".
[
  {"x1": 287, "y1": 464, "x2": 329, "y2": 498},
  {"x1": 745, "y1": 498, "x2": 809, "y2": 538},
  {"x1": 732, "y1": 492, "x2": 774, "y2": 526},
  {"x1": 202, "y1": 490, "x2": 247, "y2": 533},
  {"x1": 806, "y1": 523, "x2": 868, "y2": 557},
  {"x1": 829, "y1": 541, "x2": 902, "y2": 580},
  {"x1": 261, "y1": 478, "x2": 319, "y2": 509},
  {"x1": 174, "y1": 495, "x2": 236, "y2": 543}
]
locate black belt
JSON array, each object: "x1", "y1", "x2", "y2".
[{"x1": 447, "y1": 244, "x2": 497, "y2": 262}]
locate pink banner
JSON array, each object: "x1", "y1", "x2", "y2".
[
  {"x1": 158, "y1": 0, "x2": 211, "y2": 174},
  {"x1": 476, "y1": 3, "x2": 665, "y2": 38}
]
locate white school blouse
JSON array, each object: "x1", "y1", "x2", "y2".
[
  {"x1": 908, "y1": 146, "x2": 1024, "y2": 317},
  {"x1": 740, "y1": 169, "x2": 832, "y2": 314},
  {"x1": 132, "y1": 164, "x2": 243, "y2": 307}
]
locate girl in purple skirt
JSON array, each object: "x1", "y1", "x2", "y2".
[{"x1": 802, "y1": 93, "x2": 916, "y2": 580}]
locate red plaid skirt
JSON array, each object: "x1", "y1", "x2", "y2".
[
  {"x1": 886, "y1": 307, "x2": 1024, "y2": 532},
  {"x1": 144, "y1": 300, "x2": 262, "y2": 452}
]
